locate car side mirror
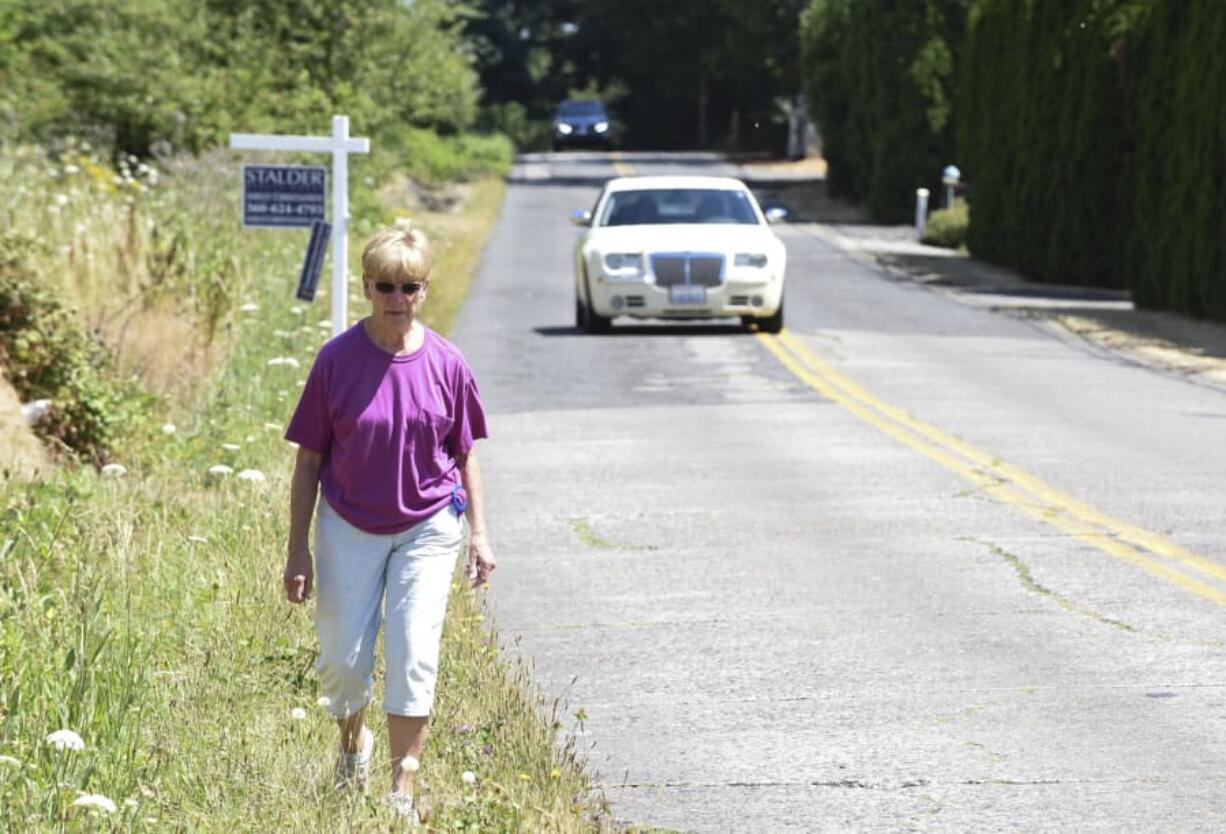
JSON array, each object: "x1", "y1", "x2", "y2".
[
  {"x1": 570, "y1": 209, "x2": 592, "y2": 227},
  {"x1": 765, "y1": 207, "x2": 789, "y2": 224}
]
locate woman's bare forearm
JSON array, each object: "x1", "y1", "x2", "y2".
[
  {"x1": 288, "y1": 447, "x2": 324, "y2": 555},
  {"x1": 459, "y1": 451, "x2": 486, "y2": 537}
]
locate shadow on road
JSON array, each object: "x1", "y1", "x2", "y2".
[{"x1": 876, "y1": 252, "x2": 1131, "y2": 303}]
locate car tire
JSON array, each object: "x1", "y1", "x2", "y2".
[
  {"x1": 575, "y1": 295, "x2": 588, "y2": 330},
  {"x1": 580, "y1": 273, "x2": 611, "y2": 334},
  {"x1": 759, "y1": 298, "x2": 784, "y2": 334},
  {"x1": 752, "y1": 296, "x2": 784, "y2": 334},
  {"x1": 585, "y1": 308, "x2": 612, "y2": 334}
]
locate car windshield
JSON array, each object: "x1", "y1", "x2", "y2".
[
  {"x1": 557, "y1": 100, "x2": 605, "y2": 117},
  {"x1": 597, "y1": 189, "x2": 760, "y2": 226}
]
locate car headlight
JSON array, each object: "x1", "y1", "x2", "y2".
[
  {"x1": 734, "y1": 253, "x2": 768, "y2": 268},
  {"x1": 556, "y1": 123, "x2": 574, "y2": 135},
  {"x1": 603, "y1": 252, "x2": 644, "y2": 276},
  {"x1": 594, "y1": 121, "x2": 609, "y2": 133}
]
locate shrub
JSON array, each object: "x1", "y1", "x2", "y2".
[
  {"x1": 922, "y1": 198, "x2": 969, "y2": 249},
  {"x1": 0, "y1": 233, "x2": 138, "y2": 465},
  {"x1": 382, "y1": 127, "x2": 513, "y2": 188}
]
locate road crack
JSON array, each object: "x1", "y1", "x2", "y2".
[
  {"x1": 570, "y1": 517, "x2": 658, "y2": 551},
  {"x1": 965, "y1": 537, "x2": 1138, "y2": 633}
]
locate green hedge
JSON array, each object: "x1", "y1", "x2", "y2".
[
  {"x1": 1127, "y1": 0, "x2": 1226, "y2": 318},
  {"x1": 959, "y1": 0, "x2": 1136, "y2": 289},
  {"x1": 801, "y1": 0, "x2": 969, "y2": 222},
  {"x1": 961, "y1": 0, "x2": 1226, "y2": 319}
]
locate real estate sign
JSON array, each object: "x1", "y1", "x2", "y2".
[{"x1": 242, "y1": 164, "x2": 327, "y2": 228}]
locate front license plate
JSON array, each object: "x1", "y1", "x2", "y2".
[{"x1": 669, "y1": 285, "x2": 707, "y2": 304}]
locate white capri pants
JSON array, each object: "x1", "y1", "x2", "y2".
[{"x1": 314, "y1": 498, "x2": 463, "y2": 719}]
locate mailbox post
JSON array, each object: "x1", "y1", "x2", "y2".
[
  {"x1": 915, "y1": 188, "x2": 930, "y2": 239},
  {"x1": 942, "y1": 164, "x2": 962, "y2": 209}
]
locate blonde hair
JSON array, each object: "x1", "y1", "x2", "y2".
[{"x1": 361, "y1": 218, "x2": 432, "y2": 284}]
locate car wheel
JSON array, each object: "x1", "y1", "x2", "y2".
[
  {"x1": 581, "y1": 274, "x2": 611, "y2": 333},
  {"x1": 575, "y1": 294, "x2": 588, "y2": 330},
  {"x1": 585, "y1": 307, "x2": 612, "y2": 334},
  {"x1": 755, "y1": 296, "x2": 784, "y2": 334}
]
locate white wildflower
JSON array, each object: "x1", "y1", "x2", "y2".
[
  {"x1": 20, "y1": 399, "x2": 50, "y2": 424},
  {"x1": 64, "y1": 164, "x2": 80, "y2": 175},
  {"x1": 72, "y1": 794, "x2": 117, "y2": 814},
  {"x1": 290, "y1": 306, "x2": 305, "y2": 316},
  {"x1": 220, "y1": 443, "x2": 241, "y2": 451},
  {"x1": 266, "y1": 356, "x2": 301, "y2": 369},
  {"x1": 161, "y1": 423, "x2": 176, "y2": 435},
  {"x1": 317, "y1": 320, "x2": 332, "y2": 330},
  {"x1": 461, "y1": 770, "x2": 477, "y2": 785},
  {"x1": 263, "y1": 422, "x2": 281, "y2": 431},
  {"x1": 187, "y1": 535, "x2": 208, "y2": 544},
  {"x1": 55, "y1": 194, "x2": 69, "y2": 206},
  {"x1": 207, "y1": 464, "x2": 233, "y2": 477},
  {"x1": 316, "y1": 696, "x2": 331, "y2": 708},
  {"x1": 46, "y1": 729, "x2": 84, "y2": 751},
  {"x1": 100, "y1": 463, "x2": 128, "y2": 479},
  {"x1": 0, "y1": 755, "x2": 21, "y2": 767},
  {"x1": 272, "y1": 329, "x2": 292, "y2": 338},
  {"x1": 239, "y1": 303, "x2": 259, "y2": 313},
  {"x1": 236, "y1": 469, "x2": 266, "y2": 483},
  {"x1": 290, "y1": 707, "x2": 307, "y2": 720},
  {"x1": 146, "y1": 169, "x2": 158, "y2": 187}
]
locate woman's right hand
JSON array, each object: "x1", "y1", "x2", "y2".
[{"x1": 283, "y1": 550, "x2": 314, "y2": 603}]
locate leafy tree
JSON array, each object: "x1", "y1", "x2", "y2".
[
  {"x1": 0, "y1": 0, "x2": 481, "y2": 155},
  {"x1": 466, "y1": 0, "x2": 808, "y2": 151},
  {"x1": 801, "y1": 0, "x2": 968, "y2": 221}
]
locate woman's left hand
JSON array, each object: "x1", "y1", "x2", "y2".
[{"x1": 466, "y1": 532, "x2": 496, "y2": 588}]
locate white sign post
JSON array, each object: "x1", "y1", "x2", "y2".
[{"x1": 230, "y1": 116, "x2": 370, "y2": 335}]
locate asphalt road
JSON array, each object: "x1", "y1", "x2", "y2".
[{"x1": 451, "y1": 152, "x2": 1226, "y2": 832}]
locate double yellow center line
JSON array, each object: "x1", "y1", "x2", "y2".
[{"x1": 759, "y1": 328, "x2": 1226, "y2": 607}]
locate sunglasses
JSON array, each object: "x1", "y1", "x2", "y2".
[{"x1": 370, "y1": 280, "x2": 424, "y2": 295}]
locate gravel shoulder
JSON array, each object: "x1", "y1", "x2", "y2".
[{"x1": 808, "y1": 222, "x2": 1226, "y2": 392}]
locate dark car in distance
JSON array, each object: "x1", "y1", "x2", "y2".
[{"x1": 552, "y1": 99, "x2": 612, "y2": 150}]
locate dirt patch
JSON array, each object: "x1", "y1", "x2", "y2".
[
  {"x1": 378, "y1": 173, "x2": 472, "y2": 215},
  {"x1": 0, "y1": 372, "x2": 51, "y2": 479},
  {"x1": 1048, "y1": 310, "x2": 1226, "y2": 388}
]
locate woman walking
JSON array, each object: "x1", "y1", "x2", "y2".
[{"x1": 282, "y1": 219, "x2": 494, "y2": 822}]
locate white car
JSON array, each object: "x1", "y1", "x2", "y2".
[{"x1": 571, "y1": 175, "x2": 788, "y2": 333}]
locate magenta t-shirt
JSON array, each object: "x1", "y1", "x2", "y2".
[{"x1": 286, "y1": 321, "x2": 488, "y2": 534}]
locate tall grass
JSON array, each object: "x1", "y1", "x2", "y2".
[{"x1": 0, "y1": 145, "x2": 615, "y2": 831}]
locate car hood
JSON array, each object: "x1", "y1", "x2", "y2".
[
  {"x1": 588, "y1": 224, "x2": 779, "y2": 253},
  {"x1": 556, "y1": 114, "x2": 607, "y2": 126}
]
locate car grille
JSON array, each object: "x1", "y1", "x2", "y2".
[{"x1": 651, "y1": 253, "x2": 724, "y2": 287}]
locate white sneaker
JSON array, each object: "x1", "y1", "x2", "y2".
[{"x1": 334, "y1": 726, "x2": 373, "y2": 791}]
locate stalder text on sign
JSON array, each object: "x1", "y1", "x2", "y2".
[{"x1": 242, "y1": 164, "x2": 327, "y2": 228}]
